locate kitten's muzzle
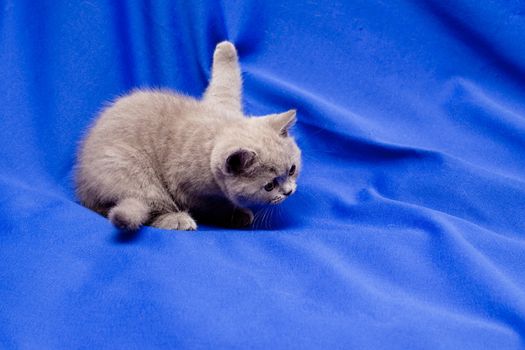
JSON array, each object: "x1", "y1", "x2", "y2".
[
  {"x1": 270, "y1": 197, "x2": 285, "y2": 205},
  {"x1": 281, "y1": 182, "x2": 296, "y2": 197}
]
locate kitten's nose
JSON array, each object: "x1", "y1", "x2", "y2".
[{"x1": 283, "y1": 189, "x2": 293, "y2": 196}]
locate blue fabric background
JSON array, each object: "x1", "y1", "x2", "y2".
[{"x1": 1, "y1": 1, "x2": 525, "y2": 348}]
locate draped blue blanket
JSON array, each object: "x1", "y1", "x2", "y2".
[{"x1": 1, "y1": 1, "x2": 524, "y2": 348}]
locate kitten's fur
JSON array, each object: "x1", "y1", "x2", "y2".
[{"x1": 75, "y1": 42, "x2": 301, "y2": 231}]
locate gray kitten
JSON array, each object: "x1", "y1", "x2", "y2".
[{"x1": 75, "y1": 41, "x2": 301, "y2": 231}]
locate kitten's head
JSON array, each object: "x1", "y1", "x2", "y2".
[{"x1": 212, "y1": 110, "x2": 301, "y2": 207}]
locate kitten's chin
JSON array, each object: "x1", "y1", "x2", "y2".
[
  {"x1": 227, "y1": 195, "x2": 251, "y2": 208},
  {"x1": 236, "y1": 196, "x2": 285, "y2": 206},
  {"x1": 230, "y1": 195, "x2": 269, "y2": 208}
]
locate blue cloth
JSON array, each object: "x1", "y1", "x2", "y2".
[{"x1": 1, "y1": 1, "x2": 525, "y2": 348}]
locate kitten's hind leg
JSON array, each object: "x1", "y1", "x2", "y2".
[
  {"x1": 203, "y1": 41, "x2": 242, "y2": 112},
  {"x1": 150, "y1": 211, "x2": 197, "y2": 231},
  {"x1": 108, "y1": 198, "x2": 150, "y2": 231}
]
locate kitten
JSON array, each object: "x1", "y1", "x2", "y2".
[{"x1": 75, "y1": 41, "x2": 301, "y2": 231}]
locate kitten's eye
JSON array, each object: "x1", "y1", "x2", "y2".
[
  {"x1": 264, "y1": 182, "x2": 274, "y2": 192},
  {"x1": 289, "y1": 164, "x2": 296, "y2": 176}
]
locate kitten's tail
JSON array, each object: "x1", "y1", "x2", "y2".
[{"x1": 108, "y1": 198, "x2": 150, "y2": 231}]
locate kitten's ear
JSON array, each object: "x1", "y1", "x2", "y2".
[
  {"x1": 225, "y1": 149, "x2": 256, "y2": 175},
  {"x1": 265, "y1": 109, "x2": 297, "y2": 137}
]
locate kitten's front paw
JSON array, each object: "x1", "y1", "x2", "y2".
[
  {"x1": 151, "y1": 212, "x2": 197, "y2": 231},
  {"x1": 231, "y1": 208, "x2": 254, "y2": 228},
  {"x1": 214, "y1": 41, "x2": 237, "y2": 62}
]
